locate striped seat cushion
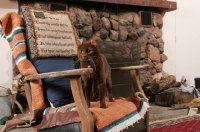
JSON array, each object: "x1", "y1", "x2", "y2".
[{"x1": 40, "y1": 96, "x2": 149, "y2": 132}]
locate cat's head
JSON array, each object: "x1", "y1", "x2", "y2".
[{"x1": 77, "y1": 37, "x2": 102, "y2": 61}]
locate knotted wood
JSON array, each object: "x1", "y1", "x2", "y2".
[
  {"x1": 155, "y1": 88, "x2": 194, "y2": 106},
  {"x1": 23, "y1": 68, "x2": 93, "y2": 81}
]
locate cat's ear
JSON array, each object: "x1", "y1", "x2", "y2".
[
  {"x1": 90, "y1": 36, "x2": 102, "y2": 46},
  {"x1": 76, "y1": 38, "x2": 83, "y2": 47}
]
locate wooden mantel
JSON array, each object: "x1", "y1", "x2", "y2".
[
  {"x1": 13, "y1": 0, "x2": 177, "y2": 12},
  {"x1": 81, "y1": 0, "x2": 177, "y2": 12}
]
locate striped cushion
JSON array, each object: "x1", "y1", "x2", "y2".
[{"x1": 42, "y1": 97, "x2": 149, "y2": 132}]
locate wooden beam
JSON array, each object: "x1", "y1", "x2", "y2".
[
  {"x1": 84, "y1": 0, "x2": 177, "y2": 12},
  {"x1": 16, "y1": 0, "x2": 177, "y2": 11},
  {"x1": 172, "y1": 103, "x2": 200, "y2": 109},
  {"x1": 111, "y1": 64, "x2": 149, "y2": 71}
]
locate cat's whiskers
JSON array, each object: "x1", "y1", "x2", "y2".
[
  {"x1": 88, "y1": 59, "x2": 97, "y2": 71},
  {"x1": 73, "y1": 59, "x2": 81, "y2": 68},
  {"x1": 92, "y1": 57, "x2": 103, "y2": 66}
]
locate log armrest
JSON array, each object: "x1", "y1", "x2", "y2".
[
  {"x1": 19, "y1": 68, "x2": 94, "y2": 132},
  {"x1": 22, "y1": 68, "x2": 93, "y2": 82}
]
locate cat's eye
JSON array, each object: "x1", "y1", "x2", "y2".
[{"x1": 87, "y1": 49, "x2": 93, "y2": 54}]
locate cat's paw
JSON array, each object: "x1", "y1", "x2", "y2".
[
  {"x1": 109, "y1": 98, "x2": 114, "y2": 102},
  {"x1": 100, "y1": 105, "x2": 106, "y2": 109}
]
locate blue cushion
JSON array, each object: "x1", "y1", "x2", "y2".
[{"x1": 32, "y1": 57, "x2": 75, "y2": 107}]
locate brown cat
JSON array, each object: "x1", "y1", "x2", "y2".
[{"x1": 77, "y1": 36, "x2": 114, "y2": 108}]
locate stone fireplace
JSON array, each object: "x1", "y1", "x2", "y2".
[{"x1": 18, "y1": 0, "x2": 177, "y2": 100}]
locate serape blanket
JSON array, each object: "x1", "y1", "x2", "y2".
[
  {"x1": 0, "y1": 12, "x2": 48, "y2": 121},
  {"x1": 43, "y1": 96, "x2": 149, "y2": 132}
]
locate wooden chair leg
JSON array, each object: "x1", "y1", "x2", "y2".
[
  {"x1": 24, "y1": 82, "x2": 32, "y2": 114},
  {"x1": 130, "y1": 69, "x2": 150, "y2": 132},
  {"x1": 129, "y1": 69, "x2": 145, "y2": 94},
  {"x1": 70, "y1": 76, "x2": 94, "y2": 132},
  {"x1": 145, "y1": 111, "x2": 150, "y2": 132}
]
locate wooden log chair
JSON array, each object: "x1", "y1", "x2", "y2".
[{"x1": 0, "y1": 9, "x2": 149, "y2": 132}]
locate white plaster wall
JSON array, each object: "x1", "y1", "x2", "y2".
[
  {"x1": 0, "y1": 0, "x2": 18, "y2": 90},
  {"x1": 163, "y1": 11, "x2": 176, "y2": 77},
  {"x1": 163, "y1": 0, "x2": 200, "y2": 86}
]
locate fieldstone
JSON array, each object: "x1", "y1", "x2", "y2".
[
  {"x1": 162, "y1": 71, "x2": 169, "y2": 79},
  {"x1": 110, "y1": 14, "x2": 118, "y2": 21},
  {"x1": 157, "y1": 38, "x2": 164, "y2": 53},
  {"x1": 118, "y1": 13, "x2": 133, "y2": 26},
  {"x1": 151, "y1": 69, "x2": 157, "y2": 75},
  {"x1": 157, "y1": 37, "x2": 164, "y2": 44},
  {"x1": 137, "y1": 36, "x2": 148, "y2": 48},
  {"x1": 68, "y1": 12, "x2": 77, "y2": 25},
  {"x1": 104, "y1": 37, "x2": 112, "y2": 41},
  {"x1": 114, "y1": 41, "x2": 124, "y2": 50},
  {"x1": 94, "y1": 31, "x2": 101, "y2": 37},
  {"x1": 79, "y1": 26, "x2": 93, "y2": 38},
  {"x1": 160, "y1": 54, "x2": 168, "y2": 63},
  {"x1": 98, "y1": 43, "x2": 106, "y2": 52},
  {"x1": 148, "y1": 38, "x2": 159, "y2": 47},
  {"x1": 39, "y1": 3, "x2": 50, "y2": 10},
  {"x1": 132, "y1": 12, "x2": 140, "y2": 28},
  {"x1": 126, "y1": 26, "x2": 133, "y2": 33},
  {"x1": 89, "y1": 9, "x2": 98, "y2": 18},
  {"x1": 119, "y1": 26, "x2": 128, "y2": 41},
  {"x1": 105, "y1": 41, "x2": 115, "y2": 48},
  {"x1": 155, "y1": 63, "x2": 163, "y2": 73},
  {"x1": 139, "y1": 70, "x2": 153, "y2": 86},
  {"x1": 33, "y1": 2, "x2": 42, "y2": 9},
  {"x1": 107, "y1": 48, "x2": 114, "y2": 54},
  {"x1": 128, "y1": 30, "x2": 138, "y2": 40},
  {"x1": 152, "y1": 72, "x2": 163, "y2": 81},
  {"x1": 100, "y1": 28, "x2": 109, "y2": 39},
  {"x1": 93, "y1": 17, "x2": 102, "y2": 31},
  {"x1": 141, "y1": 47, "x2": 147, "y2": 59},
  {"x1": 75, "y1": 24, "x2": 84, "y2": 29},
  {"x1": 147, "y1": 45, "x2": 160, "y2": 63},
  {"x1": 125, "y1": 41, "x2": 133, "y2": 49},
  {"x1": 101, "y1": 17, "x2": 111, "y2": 30},
  {"x1": 153, "y1": 27, "x2": 162, "y2": 38},
  {"x1": 110, "y1": 30, "x2": 119, "y2": 41},
  {"x1": 110, "y1": 19, "x2": 119, "y2": 31},
  {"x1": 159, "y1": 42, "x2": 164, "y2": 53},
  {"x1": 145, "y1": 27, "x2": 155, "y2": 35},
  {"x1": 153, "y1": 13, "x2": 163, "y2": 29},
  {"x1": 146, "y1": 60, "x2": 156, "y2": 74},
  {"x1": 69, "y1": 6, "x2": 78, "y2": 13},
  {"x1": 76, "y1": 8, "x2": 92, "y2": 25},
  {"x1": 114, "y1": 51, "x2": 122, "y2": 60},
  {"x1": 104, "y1": 53, "x2": 113, "y2": 59},
  {"x1": 99, "y1": 12, "x2": 110, "y2": 18},
  {"x1": 144, "y1": 31, "x2": 154, "y2": 39},
  {"x1": 137, "y1": 27, "x2": 146, "y2": 36},
  {"x1": 90, "y1": 9, "x2": 102, "y2": 31},
  {"x1": 144, "y1": 58, "x2": 152, "y2": 64}
]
